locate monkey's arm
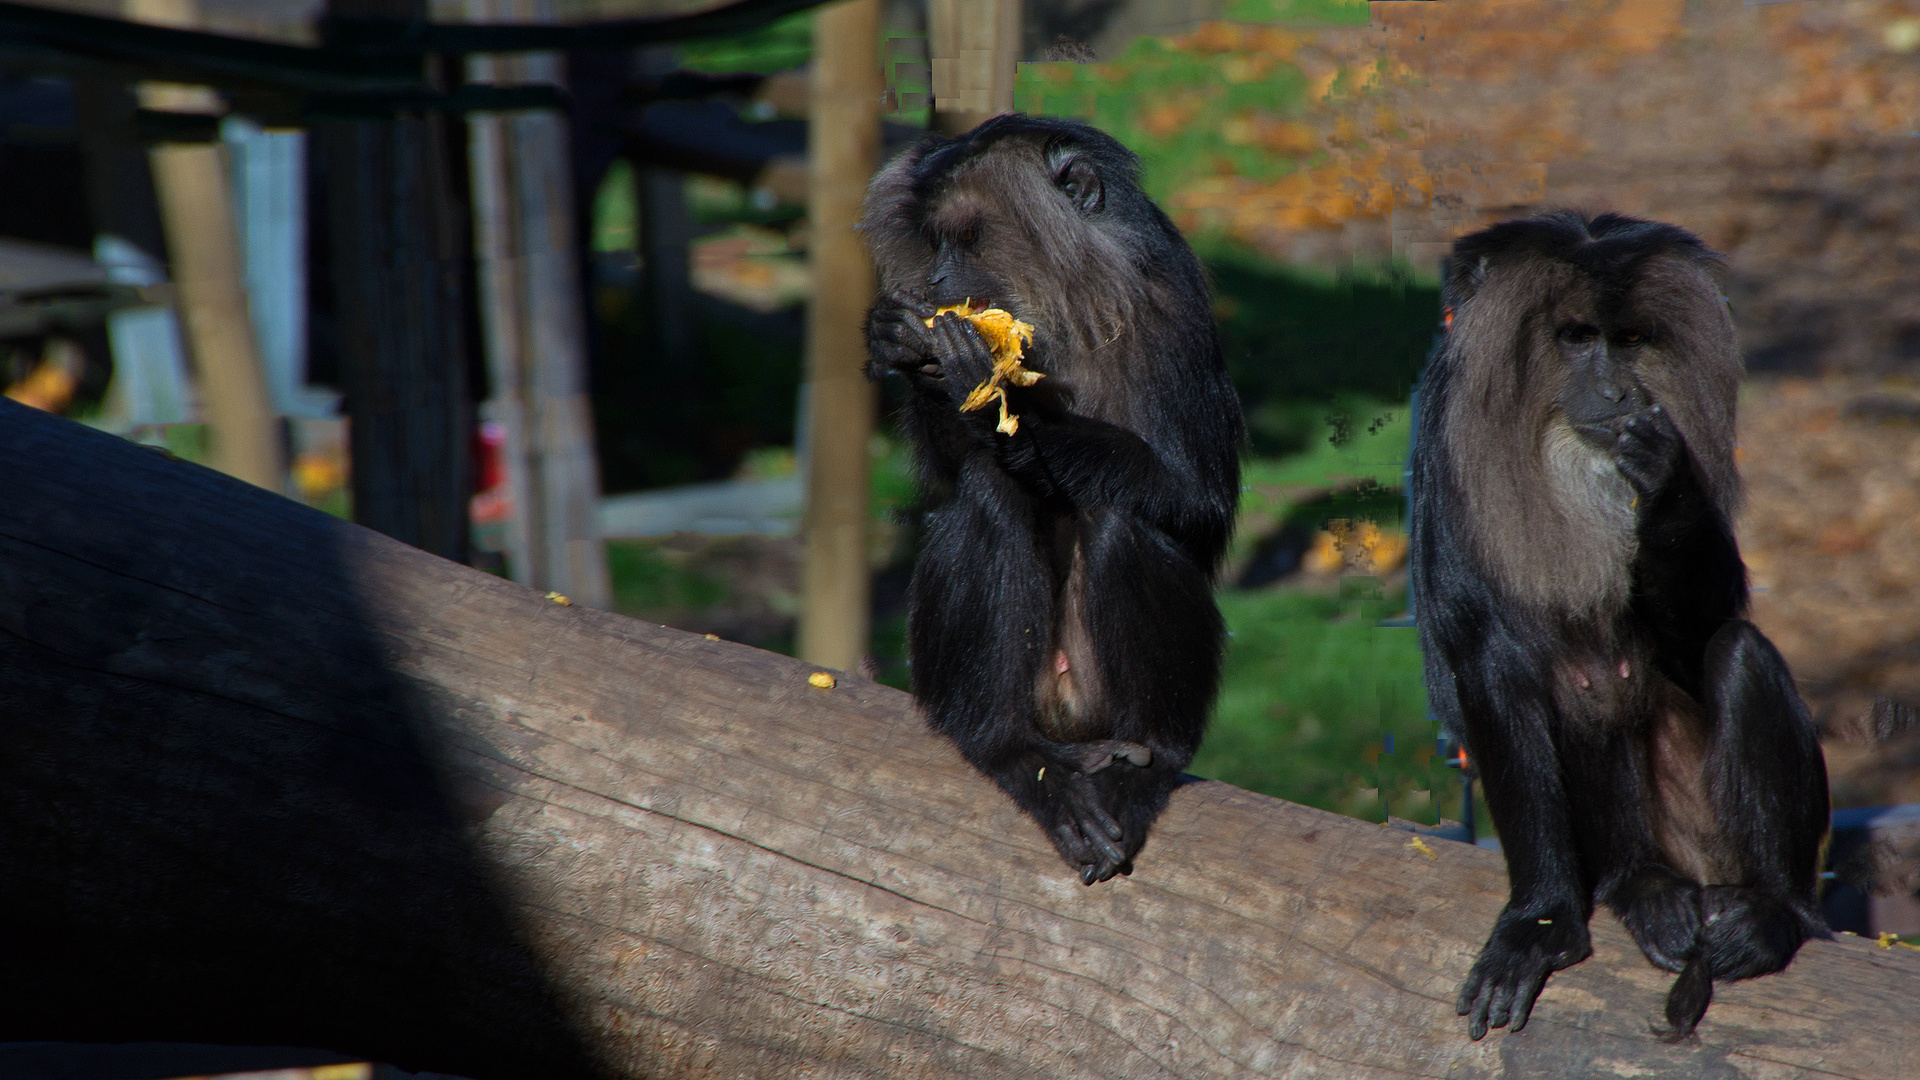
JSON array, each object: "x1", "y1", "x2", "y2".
[
  {"x1": 1616, "y1": 406, "x2": 1748, "y2": 696},
  {"x1": 917, "y1": 311, "x2": 1235, "y2": 552},
  {"x1": 1002, "y1": 413, "x2": 1231, "y2": 538},
  {"x1": 866, "y1": 295, "x2": 992, "y2": 482}
]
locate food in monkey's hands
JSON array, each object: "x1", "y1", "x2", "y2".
[{"x1": 924, "y1": 302, "x2": 1043, "y2": 434}]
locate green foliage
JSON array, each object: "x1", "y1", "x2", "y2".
[
  {"x1": 676, "y1": 12, "x2": 814, "y2": 74},
  {"x1": 1222, "y1": 0, "x2": 1369, "y2": 25},
  {"x1": 1237, "y1": 395, "x2": 1411, "y2": 507},
  {"x1": 592, "y1": 160, "x2": 637, "y2": 253},
  {"x1": 1017, "y1": 40, "x2": 1316, "y2": 206},
  {"x1": 1192, "y1": 581, "x2": 1447, "y2": 823},
  {"x1": 1209, "y1": 257, "x2": 1440, "y2": 454},
  {"x1": 592, "y1": 290, "x2": 803, "y2": 491},
  {"x1": 606, "y1": 539, "x2": 731, "y2": 614}
]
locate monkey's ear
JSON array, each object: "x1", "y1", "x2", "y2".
[{"x1": 1053, "y1": 156, "x2": 1104, "y2": 213}]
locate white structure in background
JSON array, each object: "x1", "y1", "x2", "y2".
[
  {"x1": 94, "y1": 235, "x2": 195, "y2": 427},
  {"x1": 222, "y1": 116, "x2": 338, "y2": 419},
  {"x1": 597, "y1": 476, "x2": 803, "y2": 538}
]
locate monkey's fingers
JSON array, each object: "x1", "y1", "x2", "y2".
[
  {"x1": 1615, "y1": 404, "x2": 1682, "y2": 497},
  {"x1": 929, "y1": 313, "x2": 999, "y2": 392}
]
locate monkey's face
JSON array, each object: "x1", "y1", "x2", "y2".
[
  {"x1": 920, "y1": 209, "x2": 1012, "y2": 310},
  {"x1": 863, "y1": 121, "x2": 1170, "y2": 378},
  {"x1": 1553, "y1": 319, "x2": 1654, "y2": 448}
]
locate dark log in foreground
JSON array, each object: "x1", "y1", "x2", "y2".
[{"x1": 0, "y1": 397, "x2": 1915, "y2": 1080}]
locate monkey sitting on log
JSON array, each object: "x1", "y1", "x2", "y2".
[
  {"x1": 861, "y1": 116, "x2": 1244, "y2": 885},
  {"x1": 1410, "y1": 212, "x2": 1829, "y2": 1040}
]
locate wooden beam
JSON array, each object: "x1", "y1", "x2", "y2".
[
  {"x1": 1, "y1": 397, "x2": 1915, "y2": 1079},
  {"x1": 798, "y1": 0, "x2": 882, "y2": 670},
  {"x1": 131, "y1": 0, "x2": 285, "y2": 491}
]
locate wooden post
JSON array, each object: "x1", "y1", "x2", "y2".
[
  {"x1": 314, "y1": 111, "x2": 475, "y2": 563},
  {"x1": 465, "y1": 16, "x2": 611, "y2": 609},
  {"x1": 310, "y1": 0, "x2": 476, "y2": 564},
  {"x1": 929, "y1": 0, "x2": 1021, "y2": 134},
  {"x1": 148, "y1": 142, "x2": 287, "y2": 491},
  {"x1": 798, "y1": 0, "x2": 884, "y2": 671},
  {"x1": 129, "y1": 0, "x2": 284, "y2": 491}
]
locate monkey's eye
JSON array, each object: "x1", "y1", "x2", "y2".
[
  {"x1": 1557, "y1": 324, "x2": 1600, "y2": 345},
  {"x1": 1617, "y1": 330, "x2": 1647, "y2": 346}
]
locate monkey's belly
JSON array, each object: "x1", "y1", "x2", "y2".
[
  {"x1": 1035, "y1": 537, "x2": 1106, "y2": 741},
  {"x1": 1644, "y1": 685, "x2": 1738, "y2": 886}
]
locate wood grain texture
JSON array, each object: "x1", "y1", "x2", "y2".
[{"x1": 0, "y1": 397, "x2": 1913, "y2": 1080}]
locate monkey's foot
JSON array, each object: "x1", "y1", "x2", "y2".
[
  {"x1": 1457, "y1": 905, "x2": 1592, "y2": 1040},
  {"x1": 1044, "y1": 771, "x2": 1132, "y2": 885}
]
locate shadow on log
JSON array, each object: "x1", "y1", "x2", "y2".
[{"x1": 0, "y1": 397, "x2": 1915, "y2": 1079}]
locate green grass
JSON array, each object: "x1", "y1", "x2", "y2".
[
  {"x1": 1192, "y1": 580, "x2": 1447, "y2": 823},
  {"x1": 606, "y1": 540, "x2": 731, "y2": 615}
]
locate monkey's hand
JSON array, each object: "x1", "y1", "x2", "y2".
[
  {"x1": 1614, "y1": 404, "x2": 1683, "y2": 504},
  {"x1": 1456, "y1": 905, "x2": 1592, "y2": 1040},
  {"x1": 925, "y1": 310, "x2": 1007, "y2": 420},
  {"x1": 864, "y1": 294, "x2": 943, "y2": 385}
]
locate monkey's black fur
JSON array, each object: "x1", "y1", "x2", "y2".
[
  {"x1": 862, "y1": 116, "x2": 1243, "y2": 884},
  {"x1": 1411, "y1": 212, "x2": 1829, "y2": 1040}
]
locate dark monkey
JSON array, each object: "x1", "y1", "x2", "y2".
[
  {"x1": 861, "y1": 116, "x2": 1243, "y2": 884},
  {"x1": 1410, "y1": 212, "x2": 1829, "y2": 1040}
]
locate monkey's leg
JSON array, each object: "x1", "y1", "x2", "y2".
[
  {"x1": 1641, "y1": 619, "x2": 1831, "y2": 1039},
  {"x1": 1057, "y1": 508, "x2": 1222, "y2": 882},
  {"x1": 1449, "y1": 646, "x2": 1596, "y2": 1040},
  {"x1": 906, "y1": 455, "x2": 1129, "y2": 881}
]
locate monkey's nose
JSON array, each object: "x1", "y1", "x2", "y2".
[{"x1": 1599, "y1": 380, "x2": 1626, "y2": 402}]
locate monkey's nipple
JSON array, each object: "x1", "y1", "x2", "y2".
[{"x1": 1055, "y1": 651, "x2": 1071, "y2": 674}]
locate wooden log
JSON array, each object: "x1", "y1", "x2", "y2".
[{"x1": 0, "y1": 397, "x2": 1914, "y2": 1080}]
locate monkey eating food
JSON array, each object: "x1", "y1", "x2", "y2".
[
  {"x1": 862, "y1": 115, "x2": 1244, "y2": 885},
  {"x1": 925, "y1": 303, "x2": 1043, "y2": 434},
  {"x1": 1409, "y1": 212, "x2": 1829, "y2": 1040}
]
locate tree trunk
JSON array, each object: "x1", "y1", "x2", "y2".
[{"x1": 0, "y1": 398, "x2": 1914, "y2": 1080}]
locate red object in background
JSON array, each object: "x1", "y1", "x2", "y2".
[
  {"x1": 471, "y1": 420, "x2": 512, "y2": 525},
  {"x1": 473, "y1": 420, "x2": 506, "y2": 493}
]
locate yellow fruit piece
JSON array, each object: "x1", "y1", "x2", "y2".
[
  {"x1": 1407, "y1": 836, "x2": 1438, "y2": 860},
  {"x1": 925, "y1": 303, "x2": 1044, "y2": 434},
  {"x1": 808, "y1": 671, "x2": 836, "y2": 689},
  {"x1": 545, "y1": 591, "x2": 572, "y2": 606}
]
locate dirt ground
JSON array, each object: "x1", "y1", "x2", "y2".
[{"x1": 1738, "y1": 376, "x2": 1920, "y2": 808}]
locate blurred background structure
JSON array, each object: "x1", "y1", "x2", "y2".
[{"x1": 0, "y1": 0, "x2": 1917, "y2": 1071}]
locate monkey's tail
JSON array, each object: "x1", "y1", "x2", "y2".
[{"x1": 1656, "y1": 953, "x2": 1712, "y2": 1042}]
